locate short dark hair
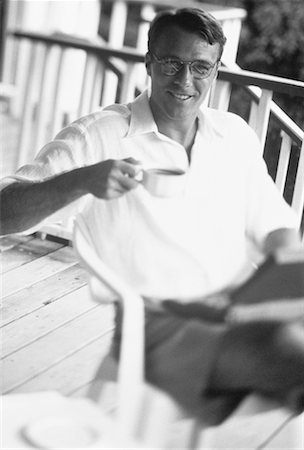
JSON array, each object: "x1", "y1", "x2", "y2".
[{"x1": 148, "y1": 8, "x2": 227, "y2": 61}]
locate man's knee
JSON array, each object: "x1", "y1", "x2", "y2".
[{"x1": 210, "y1": 319, "x2": 304, "y2": 393}]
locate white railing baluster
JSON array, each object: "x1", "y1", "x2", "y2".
[
  {"x1": 89, "y1": 59, "x2": 105, "y2": 112},
  {"x1": 32, "y1": 44, "x2": 58, "y2": 153},
  {"x1": 100, "y1": 0, "x2": 129, "y2": 108},
  {"x1": 275, "y1": 131, "x2": 292, "y2": 194},
  {"x1": 49, "y1": 47, "x2": 65, "y2": 139},
  {"x1": 120, "y1": 61, "x2": 138, "y2": 103},
  {"x1": 291, "y1": 139, "x2": 304, "y2": 230},
  {"x1": 16, "y1": 43, "x2": 38, "y2": 168},
  {"x1": 248, "y1": 100, "x2": 258, "y2": 134},
  {"x1": 249, "y1": 88, "x2": 273, "y2": 150},
  {"x1": 78, "y1": 54, "x2": 98, "y2": 118},
  {"x1": 100, "y1": 68, "x2": 118, "y2": 107},
  {"x1": 209, "y1": 79, "x2": 231, "y2": 111},
  {"x1": 108, "y1": 0, "x2": 128, "y2": 47}
]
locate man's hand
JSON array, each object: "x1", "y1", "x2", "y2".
[
  {"x1": 82, "y1": 157, "x2": 141, "y2": 199},
  {"x1": 163, "y1": 293, "x2": 230, "y2": 323}
]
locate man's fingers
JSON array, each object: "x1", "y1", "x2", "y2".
[
  {"x1": 118, "y1": 174, "x2": 139, "y2": 190},
  {"x1": 123, "y1": 157, "x2": 141, "y2": 165},
  {"x1": 121, "y1": 159, "x2": 142, "y2": 178}
]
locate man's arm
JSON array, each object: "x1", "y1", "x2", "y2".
[{"x1": 0, "y1": 159, "x2": 139, "y2": 235}]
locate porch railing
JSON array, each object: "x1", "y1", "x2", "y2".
[{"x1": 3, "y1": 29, "x2": 304, "y2": 238}]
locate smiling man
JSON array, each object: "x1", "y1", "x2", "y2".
[
  {"x1": 146, "y1": 16, "x2": 221, "y2": 159},
  {"x1": 1, "y1": 8, "x2": 303, "y2": 424}
]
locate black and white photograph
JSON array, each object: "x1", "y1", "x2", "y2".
[{"x1": 1, "y1": 0, "x2": 304, "y2": 448}]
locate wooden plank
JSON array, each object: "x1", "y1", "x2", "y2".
[
  {"x1": 264, "y1": 412, "x2": 304, "y2": 449},
  {"x1": 1, "y1": 304, "x2": 115, "y2": 393},
  {"x1": 2, "y1": 246, "x2": 78, "y2": 297},
  {"x1": 6, "y1": 331, "x2": 114, "y2": 396},
  {"x1": 0, "y1": 237, "x2": 63, "y2": 274},
  {"x1": 2, "y1": 285, "x2": 96, "y2": 357},
  {"x1": 0, "y1": 234, "x2": 35, "y2": 252},
  {"x1": 1, "y1": 264, "x2": 88, "y2": 326}
]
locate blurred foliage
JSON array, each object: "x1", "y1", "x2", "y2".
[
  {"x1": 238, "y1": 0, "x2": 304, "y2": 80},
  {"x1": 204, "y1": 0, "x2": 304, "y2": 124},
  {"x1": 238, "y1": 0, "x2": 304, "y2": 127}
]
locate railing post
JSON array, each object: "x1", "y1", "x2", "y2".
[
  {"x1": 108, "y1": 0, "x2": 128, "y2": 47},
  {"x1": 209, "y1": 79, "x2": 232, "y2": 111},
  {"x1": 291, "y1": 139, "x2": 304, "y2": 231},
  {"x1": 249, "y1": 88, "x2": 273, "y2": 151},
  {"x1": 16, "y1": 43, "x2": 37, "y2": 168},
  {"x1": 89, "y1": 59, "x2": 105, "y2": 112},
  {"x1": 78, "y1": 53, "x2": 99, "y2": 118},
  {"x1": 101, "y1": 0, "x2": 128, "y2": 107},
  {"x1": 49, "y1": 47, "x2": 65, "y2": 139},
  {"x1": 221, "y1": 18, "x2": 242, "y2": 66},
  {"x1": 120, "y1": 61, "x2": 138, "y2": 103},
  {"x1": 32, "y1": 44, "x2": 59, "y2": 154},
  {"x1": 275, "y1": 131, "x2": 292, "y2": 195}
]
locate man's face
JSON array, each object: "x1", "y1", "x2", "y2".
[{"x1": 146, "y1": 25, "x2": 220, "y2": 125}]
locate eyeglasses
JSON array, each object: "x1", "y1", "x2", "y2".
[{"x1": 150, "y1": 52, "x2": 218, "y2": 79}]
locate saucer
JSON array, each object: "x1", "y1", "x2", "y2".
[{"x1": 22, "y1": 416, "x2": 101, "y2": 448}]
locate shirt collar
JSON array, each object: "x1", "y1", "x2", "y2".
[
  {"x1": 127, "y1": 90, "x2": 158, "y2": 137},
  {"x1": 127, "y1": 89, "x2": 224, "y2": 139}
]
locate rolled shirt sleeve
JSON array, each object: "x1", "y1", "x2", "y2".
[{"x1": 0, "y1": 120, "x2": 97, "y2": 233}]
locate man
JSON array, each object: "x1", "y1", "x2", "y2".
[{"x1": 1, "y1": 8, "x2": 303, "y2": 424}]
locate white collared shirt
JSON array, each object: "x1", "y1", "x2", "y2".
[{"x1": 2, "y1": 90, "x2": 298, "y2": 301}]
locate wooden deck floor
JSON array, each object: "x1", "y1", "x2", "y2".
[
  {"x1": 1, "y1": 234, "x2": 304, "y2": 449},
  {"x1": 1, "y1": 233, "x2": 115, "y2": 398}
]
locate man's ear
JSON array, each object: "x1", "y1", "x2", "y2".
[
  {"x1": 145, "y1": 52, "x2": 152, "y2": 76},
  {"x1": 214, "y1": 61, "x2": 221, "y2": 79}
]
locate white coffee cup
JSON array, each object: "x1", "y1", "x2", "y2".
[{"x1": 138, "y1": 168, "x2": 187, "y2": 197}]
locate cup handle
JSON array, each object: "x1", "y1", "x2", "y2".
[{"x1": 134, "y1": 168, "x2": 144, "y2": 182}]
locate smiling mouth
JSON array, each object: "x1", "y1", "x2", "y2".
[{"x1": 169, "y1": 92, "x2": 193, "y2": 101}]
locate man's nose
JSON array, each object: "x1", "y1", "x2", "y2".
[{"x1": 174, "y1": 64, "x2": 192, "y2": 85}]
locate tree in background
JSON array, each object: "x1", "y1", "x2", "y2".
[
  {"x1": 209, "y1": 0, "x2": 303, "y2": 124},
  {"x1": 238, "y1": 0, "x2": 304, "y2": 126}
]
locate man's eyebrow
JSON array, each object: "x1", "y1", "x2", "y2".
[{"x1": 159, "y1": 55, "x2": 213, "y2": 65}]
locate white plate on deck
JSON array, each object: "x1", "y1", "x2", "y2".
[{"x1": 22, "y1": 416, "x2": 101, "y2": 449}]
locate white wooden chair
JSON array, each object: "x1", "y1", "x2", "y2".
[
  {"x1": 72, "y1": 218, "x2": 203, "y2": 449},
  {"x1": 73, "y1": 218, "x2": 303, "y2": 449}
]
